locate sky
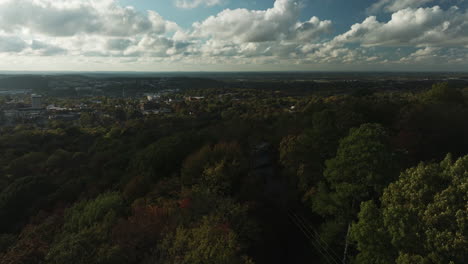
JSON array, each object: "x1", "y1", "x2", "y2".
[{"x1": 0, "y1": 0, "x2": 467, "y2": 72}]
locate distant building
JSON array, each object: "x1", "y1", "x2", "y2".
[
  {"x1": 144, "y1": 93, "x2": 161, "y2": 101},
  {"x1": 185, "y1": 96, "x2": 205, "y2": 102},
  {"x1": 31, "y1": 94, "x2": 43, "y2": 109},
  {"x1": 46, "y1": 105, "x2": 69, "y2": 111}
]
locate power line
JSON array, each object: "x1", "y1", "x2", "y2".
[
  {"x1": 287, "y1": 212, "x2": 335, "y2": 264},
  {"x1": 287, "y1": 211, "x2": 342, "y2": 264},
  {"x1": 288, "y1": 211, "x2": 341, "y2": 264},
  {"x1": 292, "y1": 212, "x2": 343, "y2": 263}
]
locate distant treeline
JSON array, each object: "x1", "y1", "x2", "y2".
[{"x1": 1, "y1": 74, "x2": 468, "y2": 98}]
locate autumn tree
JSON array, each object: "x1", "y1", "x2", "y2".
[{"x1": 157, "y1": 215, "x2": 254, "y2": 264}]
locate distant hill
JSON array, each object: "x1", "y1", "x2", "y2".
[{"x1": 0, "y1": 75, "x2": 48, "y2": 91}]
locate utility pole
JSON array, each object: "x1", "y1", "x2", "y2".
[
  {"x1": 342, "y1": 223, "x2": 351, "y2": 264},
  {"x1": 343, "y1": 199, "x2": 355, "y2": 264}
]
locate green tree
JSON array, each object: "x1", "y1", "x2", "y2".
[
  {"x1": 350, "y1": 201, "x2": 396, "y2": 264},
  {"x1": 313, "y1": 123, "x2": 399, "y2": 220},
  {"x1": 311, "y1": 123, "x2": 400, "y2": 259},
  {"x1": 352, "y1": 154, "x2": 468, "y2": 264},
  {"x1": 0, "y1": 176, "x2": 54, "y2": 232},
  {"x1": 131, "y1": 134, "x2": 201, "y2": 183},
  {"x1": 422, "y1": 82, "x2": 465, "y2": 105},
  {"x1": 7, "y1": 152, "x2": 48, "y2": 178},
  {"x1": 46, "y1": 192, "x2": 124, "y2": 264}
]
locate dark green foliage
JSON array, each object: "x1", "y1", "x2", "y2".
[
  {"x1": 0, "y1": 176, "x2": 54, "y2": 232},
  {"x1": 423, "y1": 83, "x2": 465, "y2": 105},
  {"x1": 312, "y1": 123, "x2": 399, "y2": 219},
  {"x1": 350, "y1": 201, "x2": 396, "y2": 264},
  {"x1": 307, "y1": 123, "x2": 402, "y2": 262},
  {"x1": 131, "y1": 133, "x2": 201, "y2": 182},
  {"x1": 0, "y1": 84, "x2": 466, "y2": 264},
  {"x1": 279, "y1": 109, "x2": 341, "y2": 199},
  {"x1": 7, "y1": 152, "x2": 48, "y2": 178},
  {"x1": 352, "y1": 88, "x2": 376, "y2": 97}
]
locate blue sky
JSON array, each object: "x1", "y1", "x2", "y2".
[
  {"x1": 119, "y1": 0, "x2": 467, "y2": 35},
  {"x1": 118, "y1": 0, "x2": 370, "y2": 33},
  {"x1": 0, "y1": 0, "x2": 467, "y2": 71},
  {"x1": 116, "y1": 1, "x2": 386, "y2": 36}
]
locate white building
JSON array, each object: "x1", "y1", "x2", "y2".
[{"x1": 31, "y1": 94, "x2": 43, "y2": 109}]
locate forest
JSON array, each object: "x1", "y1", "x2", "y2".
[{"x1": 0, "y1": 82, "x2": 467, "y2": 264}]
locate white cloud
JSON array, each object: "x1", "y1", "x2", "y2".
[
  {"x1": 0, "y1": 0, "x2": 466, "y2": 70},
  {"x1": 297, "y1": 4, "x2": 468, "y2": 67},
  {"x1": 192, "y1": 0, "x2": 305, "y2": 43},
  {"x1": 294, "y1": 16, "x2": 333, "y2": 41},
  {"x1": 182, "y1": 0, "x2": 335, "y2": 62},
  {"x1": 367, "y1": 0, "x2": 467, "y2": 14},
  {"x1": 398, "y1": 46, "x2": 468, "y2": 65},
  {"x1": 175, "y1": 0, "x2": 223, "y2": 9},
  {"x1": 0, "y1": 0, "x2": 188, "y2": 58},
  {"x1": 0, "y1": 0, "x2": 176, "y2": 37},
  {"x1": 333, "y1": 6, "x2": 468, "y2": 47},
  {"x1": 399, "y1": 46, "x2": 439, "y2": 62},
  {"x1": 367, "y1": 0, "x2": 434, "y2": 14}
]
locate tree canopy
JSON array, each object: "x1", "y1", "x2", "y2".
[{"x1": 351, "y1": 154, "x2": 468, "y2": 264}]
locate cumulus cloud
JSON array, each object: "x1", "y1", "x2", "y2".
[
  {"x1": 188, "y1": 0, "x2": 332, "y2": 60},
  {"x1": 367, "y1": 0, "x2": 467, "y2": 14},
  {"x1": 0, "y1": 0, "x2": 466, "y2": 69},
  {"x1": 399, "y1": 46, "x2": 440, "y2": 62},
  {"x1": 126, "y1": 35, "x2": 190, "y2": 57},
  {"x1": 175, "y1": 0, "x2": 223, "y2": 9},
  {"x1": 367, "y1": 0, "x2": 434, "y2": 14},
  {"x1": 294, "y1": 16, "x2": 333, "y2": 41},
  {"x1": 0, "y1": 0, "x2": 177, "y2": 37},
  {"x1": 0, "y1": 0, "x2": 187, "y2": 57},
  {"x1": 0, "y1": 35, "x2": 28, "y2": 53},
  {"x1": 296, "y1": 4, "x2": 468, "y2": 66},
  {"x1": 0, "y1": 35, "x2": 67, "y2": 56},
  {"x1": 30, "y1": 40, "x2": 67, "y2": 56},
  {"x1": 193, "y1": 0, "x2": 309, "y2": 43},
  {"x1": 334, "y1": 6, "x2": 468, "y2": 47},
  {"x1": 398, "y1": 46, "x2": 468, "y2": 65}
]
